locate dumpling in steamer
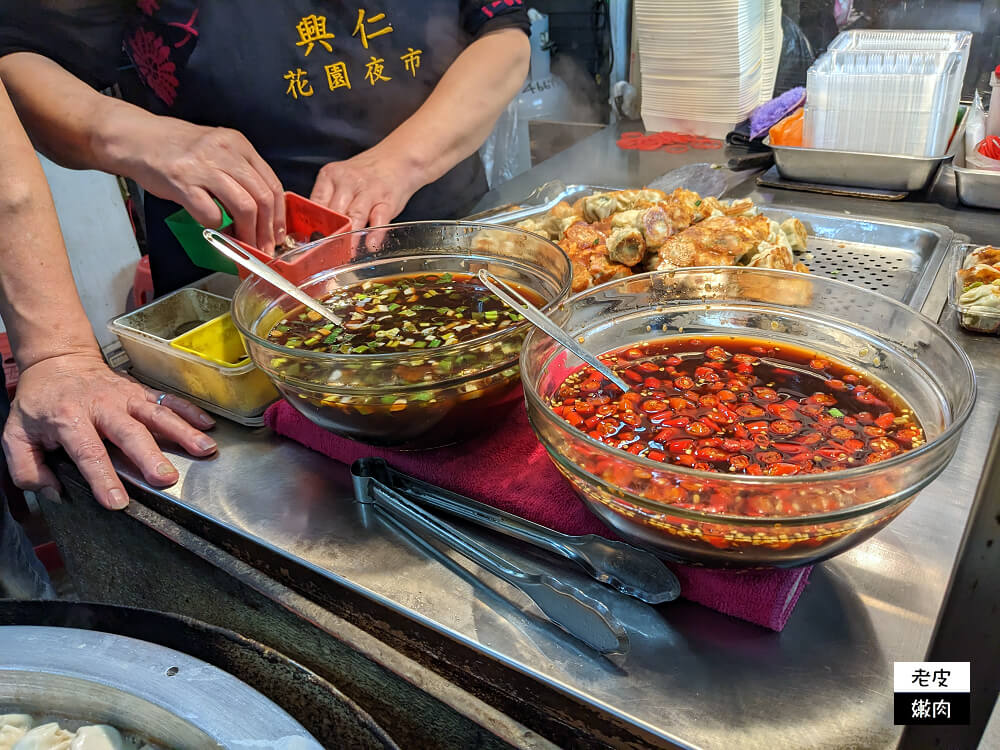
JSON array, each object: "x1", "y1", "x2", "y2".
[
  {"x1": 0, "y1": 715, "x2": 33, "y2": 750},
  {"x1": 70, "y1": 726, "x2": 123, "y2": 750},
  {"x1": 11, "y1": 723, "x2": 73, "y2": 750}
]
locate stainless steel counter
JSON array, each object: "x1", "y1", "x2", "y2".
[{"x1": 110, "y1": 127, "x2": 1000, "y2": 749}]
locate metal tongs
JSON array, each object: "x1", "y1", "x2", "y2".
[
  {"x1": 351, "y1": 459, "x2": 631, "y2": 654},
  {"x1": 362, "y1": 458, "x2": 679, "y2": 604}
]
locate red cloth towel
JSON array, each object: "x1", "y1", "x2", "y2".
[{"x1": 265, "y1": 400, "x2": 811, "y2": 631}]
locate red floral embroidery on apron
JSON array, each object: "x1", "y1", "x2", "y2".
[{"x1": 127, "y1": 28, "x2": 179, "y2": 106}]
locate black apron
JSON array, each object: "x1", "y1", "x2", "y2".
[{"x1": 128, "y1": 1, "x2": 490, "y2": 293}]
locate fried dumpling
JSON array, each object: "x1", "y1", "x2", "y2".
[
  {"x1": 606, "y1": 226, "x2": 646, "y2": 266},
  {"x1": 780, "y1": 217, "x2": 808, "y2": 252},
  {"x1": 654, "y1": 214, "x2": 773, "y2": 270},
  {"x1": 510, "y1": 187, "x2": 810, "y2": 285},
  {"x1": 576, "y1": 188, "x2": 671, "y2": 222},
  {"x1": 570, "y1": 257, "x2": 593, "y2": 292},
  {"x1": 640, "y1": 205, "x2": 673, "y2": 247},
  {"x1": 579, "y1": 193, "x2": 620, "y2": 222},
  {"x1": 722, "y1": 198, "x2": 758, "y2": 217},
  {"x1": 745, "y1": 242, "x2": 796, "y2": 270},
  {"x1": 609, "y1": 206, "x2": 672, "y2": 248},
  {"x1": 562, "y1": 221, "x2": 605, "y2": 248},
  {"x1": 588, "y1": 249, "x2": 631, "y2": 286}
]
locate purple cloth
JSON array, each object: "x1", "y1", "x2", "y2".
[
  {"x1": 265, "y1": 401, "x2": 812, "y2": 631},
  {"x1": 750, "y1": 87, "x2": 806, "y2": 140}
]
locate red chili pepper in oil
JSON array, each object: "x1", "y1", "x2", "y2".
[{"x1": 548, "y1": 336, "x2": 924, "y2": 519}]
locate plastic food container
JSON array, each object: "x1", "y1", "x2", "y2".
[
  {"x1": 172, "y1": 192, "x2": 350, "y2": 278},
  {"x1": 109, "y1": 288, "x2": 278, "y2": 418},
  {"x1": 827, "y1": 29, "x2": 971, "y2": 60},
  {"x1": 951, "y1": 140, "x2": 1000, "y2": 210},
  {"x1": 949, "y1": 242, "x2": 1000, "y2": 334},
  {"x1": 804, "y1": 49, "x2": 965, "y2": 157},
  {"x1": 231, "y1": 192, "x2": 352, "y2": 282},
  {"x1": 167, "y1": 204, "x2": 237, "y2": 275}
]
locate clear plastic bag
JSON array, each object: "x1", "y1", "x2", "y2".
[
  {"x1": 479, "y1": 96, "x2": 522, "y2": 190},
  {"x1": 965, "y1": 90, "x2": 988, "y2": 165}
]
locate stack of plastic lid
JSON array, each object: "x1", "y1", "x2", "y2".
[
  {"x1": 804, "y1": 30, "x2": 971, "y2": 157},
  {"x1": 635, "y1": 0, "x2": 783, "y2": 139}
]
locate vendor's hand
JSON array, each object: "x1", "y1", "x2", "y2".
[
  {"x1": 2, "y1": 353, "x2": 218, "y2": 510},
  {"x1": 310, "y1": 146, "x2": 424, "y2": 230},
  {"x1": 113, "y1": 115, "x2": 286, "y2": 252}
]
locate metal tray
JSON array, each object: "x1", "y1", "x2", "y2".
[
  {"x1": 766, "y1": 106, "x2": 968, "y2": 192},
  {"x1": 127, "y1": 368, "x2": 272, "y2": 428},
  {"x1": 471, "y1": 188, "x2": 956, "y2": 311},
  {"x1": 952, "y1": 145, "x2": 1000, "y2": 210},
  {"x1": 463, "y1": 181, "x2": 620, "y2": 226},
  {"x1": 756, "y1": 165, "x2": 908, "y2": 200}
]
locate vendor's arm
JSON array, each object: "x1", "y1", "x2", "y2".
[
  {"x1": 0, "y1": 50, "x2": 286, "y2": 251},
  {"x1": 310, "y1": 26, "x2": 530, "y2": 229},
  {"x1": 0, "y1": 79, "x2": 217, "y2": 510}
]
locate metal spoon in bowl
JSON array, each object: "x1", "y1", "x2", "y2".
[
  {"x1": 202, "y1": 228, "x2": 342, "y2": 327},
  {"x1": 476, "y1": 269, "x2": 631, "y2": 393}
]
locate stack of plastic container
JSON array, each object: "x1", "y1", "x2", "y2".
[
  {"x1": 803, "y1": 30, "x2": 971, "y2": 156},
  {"x1": 635, "y1": 0, "x2": 783, "y2": 139}
]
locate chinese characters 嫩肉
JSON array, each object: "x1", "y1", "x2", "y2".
[{"x1": 911, "y1": 698, "x2": 951, "y2": 720}]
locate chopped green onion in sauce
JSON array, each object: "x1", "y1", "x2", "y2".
[{"x1": 266, "y1": 272, "x2": 538, "y2": 354}]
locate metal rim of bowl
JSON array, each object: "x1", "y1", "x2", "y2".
[
  {"x1": 0, "y1": 625, "x2": 323, "y2": 747},
  {"x1": 231, "y1": 221, "x2": 573, "y2": 364},
  {"x1": 521, "y1": 267, "x2": 978, "y2": 513}
]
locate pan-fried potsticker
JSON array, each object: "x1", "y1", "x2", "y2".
[{"x1": 514, "y1": 187, "x2": 810, "y2": 289}]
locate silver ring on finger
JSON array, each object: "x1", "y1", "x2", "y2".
[{"x1": 155, "y1": 392, "x2": 168, "y2": 406}]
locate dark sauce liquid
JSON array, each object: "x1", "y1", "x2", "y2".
[
  {"x1": 552, "y1": 336, "x2": 924, "y2": 482},
  {"x1": 266, "y1": 272, "x2": 536, "y2": 354}
]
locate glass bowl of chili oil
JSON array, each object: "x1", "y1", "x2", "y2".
[{"x1": 521, "y1": 267, "x2": 975, "y2": 568}]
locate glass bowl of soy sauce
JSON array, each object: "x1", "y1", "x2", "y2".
[
  {"x1": 232, "y1": 222, "x2": 572, "y2": 449},
  {"x1": 521, "y1": 267, "x2": 976, "y2": 568}
]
